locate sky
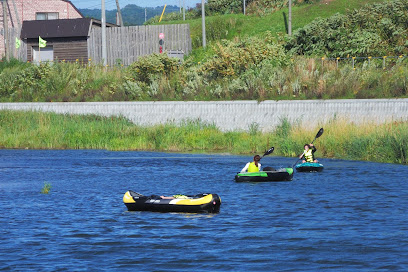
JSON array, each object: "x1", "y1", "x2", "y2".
[{"x1": 71, "y1": 0, "x2": 203, "y2": 10}]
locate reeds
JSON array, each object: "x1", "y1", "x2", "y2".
[
  {"x1": 41, "y1": 182, "x2": 52, "y2": 194},
  {"x1": 0, "y1": 110, "x2": 406, "y2": 164}
]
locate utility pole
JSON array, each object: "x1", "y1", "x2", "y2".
[
  {"x1": 288, "y1": 0, "x2": 292, "y2": 36},
  {"x1": 243, "y1": 0, "x2": 246, "y2": 15},
  {"x1": 2, "y1": 0, "x2": 9, "y2": 61},
  {"x1": 183, "y1": 0, "x2": 185, "y2": 21},
  {"x1": 145, "y1": 8, "x2": 147, "y2": 23},
  {"x1": 115, "y1": 0, "x2": 123, "y2": 26},
  {"x1": 101, "y1": 0, "x2": 107, "y2": 66},
  {"x1": 201, "y1": 0, "x2": 206, "y2": 48},
  {"x1": 10, "y1": 0, "x2": 20, "y2": 30}
]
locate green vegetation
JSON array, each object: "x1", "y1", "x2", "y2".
[
  {"x1": 1, "y1": 0, "x2": 407, "y2": 102},
  {"x1": 1, "y1": 52, "x2": 406, "y2": 102},
  {"x1": 0, "y1": 110, "x2": 406, "y2": 164},
  {"x1": 154, "y1": 0, "x2": 391, "y2": 51},
  {"x1": 286, "y1": 0, "x2": 408, "y2": 57},
  {"x1": 41, "y1": 182, "x2": 52, "y2": 194}
]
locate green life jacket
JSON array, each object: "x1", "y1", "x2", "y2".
[
  {"x1": 304, "y1": 149, "x2": 314, "y2": 162},
  {"x1": 248, "y1": 162, "x2": 260, "y2": 172}
]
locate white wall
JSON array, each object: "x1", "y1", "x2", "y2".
[{"x1": 1, "y1": 99, "x2": 408, "y2": 131}]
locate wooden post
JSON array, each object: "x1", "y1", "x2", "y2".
[
  {"x1": 115, "y1": 0, "x2": 123, "y2": 26},
  {"x1": 101, "y1": 0, "x2": 107, "y2": 66},
  {"x1": 288, "y1": 0, "x2": 292, "y2": 36},
  {"x1": 183, "y1": 0, "x2": 185, "y2": 21},
  {"x1": 2, "y1": 0, "x2": 10, "y2": 61},
  {"x1": 201, "y1": 0, "x2": 206, "y2": 48}
]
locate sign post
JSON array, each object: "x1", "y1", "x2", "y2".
[{"x1": 159, "y1": 33, "x2": 164, "y2": 53}]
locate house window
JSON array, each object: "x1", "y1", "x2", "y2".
[{"x1": 36, "y1": 13, "x2": 59, "y2": 20}]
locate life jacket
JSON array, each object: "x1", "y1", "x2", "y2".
[
  {"x1": 248, "y1": 162, "x2": 260, "y2": 172},
  {"x1": 304, "y1": 149, "x2": 314, "y2": 162}
]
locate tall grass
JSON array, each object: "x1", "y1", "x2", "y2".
[
  {"x1": 0, "y1": 110, "x2": 406, "y2": 164},
  {"x1": 1, "y1": 52, "x2": 406, "y2": 103}
]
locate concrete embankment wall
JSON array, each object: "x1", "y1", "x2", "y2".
[{"x1": 1, "y1": 99, "x2": 408, "y2": 131}]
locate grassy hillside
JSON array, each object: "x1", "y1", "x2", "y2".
[{"x1": 157, "y1": 0, "x2": 389, "y2": 50}]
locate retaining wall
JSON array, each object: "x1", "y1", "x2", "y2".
[{"x1": 1, "y1": 99, "x2": 408, "y2": 131}]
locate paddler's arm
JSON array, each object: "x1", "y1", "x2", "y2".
[{"x1": 240, "y1": 162, "x2": 250, "y2": 173}]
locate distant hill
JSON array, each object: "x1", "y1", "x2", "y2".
[{"x1": 79, "y1": 4, "x2": 180, "y2": 26}]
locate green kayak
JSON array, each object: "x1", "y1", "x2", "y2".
[{"x1": 235, "y1": 168, "x2": 294, "y2": 182}]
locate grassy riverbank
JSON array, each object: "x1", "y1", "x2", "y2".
[{"x1": 0, "y1": 110, "x2": 406, "y2": 164}]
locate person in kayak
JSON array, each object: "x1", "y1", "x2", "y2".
[
  {"x1": 299, "y1": 144, "x2": 318, "y2": 163},
  {"x1": 240, "y1": 155, "x2": 262, "y2": 172}
]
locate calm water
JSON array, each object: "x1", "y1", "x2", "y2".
[{"x1": 1, "y1": 150, "x2": 407, "y2": 271}]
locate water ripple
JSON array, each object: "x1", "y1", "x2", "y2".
[{"x1": 1, "y1": 150, "x2": 408, "y2": 271}]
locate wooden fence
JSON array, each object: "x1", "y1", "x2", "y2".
[
  {"x1": 88, "y1": 24, "x2": 192, "y2": 66},
  {"x1": 3, "y1": 28, "x2": 27, "y2": 61}
]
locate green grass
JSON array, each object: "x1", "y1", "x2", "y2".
[
  {"x1": 1, "y1": 110, "x2": 406, "y2": 164},
  {"x1": 158, "y1": 0, "x2": 388, "y2": 59}
]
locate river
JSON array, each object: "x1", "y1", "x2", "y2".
[{"x1": 1, "y1": 150, "x2": 407, "y2": 271}]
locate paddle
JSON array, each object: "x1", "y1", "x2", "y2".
[
  {"x1": 260, "y1": 146, "x2": 274, "y2": 159},
  {"x1": 292, "y1": 128, "x2": 324, "y2": 167}
]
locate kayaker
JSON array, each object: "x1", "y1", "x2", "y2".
[
  {"x1": 299, "y1": 144, "x2": 318, "y2": 163},
  {"x1": 240, "y1": 155, "x2": 262, "y2": 173}
]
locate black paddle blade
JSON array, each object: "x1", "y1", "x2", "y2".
[
  {"x1": 262, "y1": 147, "x2": 274, "y2": 157},
  {"x1": 311, "y1": 128, "x2": 324, "y2": 144},
  {"x1": 316, "y1": 128, "x2": 324, "y2": 139}
]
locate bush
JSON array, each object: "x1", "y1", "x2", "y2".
[
  {"x1": 207, "y1": 0, "x2": 243, "y2": 14},
  {"x1": 201, "y1": 34, "x2": 289, "y2": 79},
  {"x1": 286, "y1": 0, "x2": 408, "y2": 57},
  {"x1": 128, "y1": 53, "x2": 180, "y2": 84}
]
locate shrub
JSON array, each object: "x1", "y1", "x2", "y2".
[
  {"x1": 128, "y1": 53, "x2": 180, "y2": 84},
  {"x1": 286, "y1": 0, "x2": 408, "y2": 57},
  {"x1": 201, "y1": 34, "x2": 289, "y2": 79}
]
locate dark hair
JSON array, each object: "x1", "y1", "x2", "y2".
[
  {"x1": 304, "y1": 144, "x2": 310, "y2": 148},
  {"x1": 253, "y1": 155, "x2": 261, "y2": 166}
]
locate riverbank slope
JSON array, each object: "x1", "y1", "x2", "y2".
[{"x1": 0, "y1": 110, "x2": 406, "y2": 164}]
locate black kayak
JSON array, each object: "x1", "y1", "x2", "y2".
[
  {"x1": 235, "y1": 168, "x2": 294, "y2": 182},
  {"x1": 123, "y1": 191, "x2": 221, "y2": 213},
  {"x1": 295, "y1": 162, "x2": 324, "y2": 172}
]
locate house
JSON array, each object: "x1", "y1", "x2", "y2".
[
  {"x1": 1, "y1": 0, "x2": 83, "y2": 58},
  {"x1": 20, "y1": 18, "x2": 116, "y2": 62},
  {"x1": 2, "y1": 0, "x2": 191, "y2": 65}
]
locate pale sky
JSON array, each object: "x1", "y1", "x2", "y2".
[{"x1": 71, "y1": 0, "x2": 203, "y2": 10}]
